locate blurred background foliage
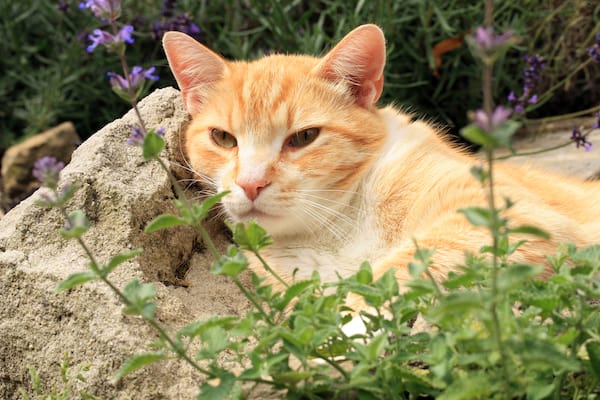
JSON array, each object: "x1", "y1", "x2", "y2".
[{"x1": 1, "y1": 0, "x2": 599, "y2": 152}]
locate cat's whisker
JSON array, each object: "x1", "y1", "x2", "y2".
[
  {"x1": 295, "y1": 188, "x2": 360, "y2": 195},
  {"x1": 299, "y1": 198, "x2": 357, "y2": 229},
  {"x1": 297, "y1": 205, "x2": 347, "y2": 243},
  {"x1": 295, "y1": 192, "x2": 362, "y2": 212},
  {"x1": 298, "y1": 199, "x2": 355, "y2": 241}
]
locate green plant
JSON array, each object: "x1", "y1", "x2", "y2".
[
  {"x1": 29, "y1": 0, "x2": 600, "y2": 398},
  {"x1": 19, "y1": 353, "x2": 102, "y2": 400},
  {"x1": 4, "y1": 0, "x2": 598, "y2": 151}
]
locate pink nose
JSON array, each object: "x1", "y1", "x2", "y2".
[{"x1": 236, "y1": 178, "x2": 270, "y2": 201}]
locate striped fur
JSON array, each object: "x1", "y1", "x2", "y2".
[{"x1": 163, "y1": 25, "x2": 600, "y2": 297}]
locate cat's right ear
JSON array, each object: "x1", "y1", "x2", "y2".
[
  {"x1": 314, "y1": 24, "x2": 386, "y2": 108},
  {"x1": 162, "y1": 32, "x2": 227, "y2": 115}
]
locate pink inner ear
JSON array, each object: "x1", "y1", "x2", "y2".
[
  {"x1": 316, "y1": 24, "x2": 386, "y2": 107},
  {"x1": 163, "y1": 32, "x2": 227, "y2": 115}
]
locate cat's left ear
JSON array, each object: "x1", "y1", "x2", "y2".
[
  {"x1": 314, "y1": 24, "x2": 386, "y2": 108},
  {"x1": 163, "y1": 31, "x2": 227, "y2": 115}
]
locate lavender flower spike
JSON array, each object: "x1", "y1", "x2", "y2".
[
  {"x1": 107, "y1": 66, "x2": 159, "y2": 93},
  {"x1": 592, "y1": 112, "x2": 600, "y2": 130},
  {"x1": 588, "y1": 33, "x2": 600, "y2": 63},
  {"x1": 570, "y1": 126, "x2": 593, "y2": 151},
  {"x1": 79, "y1": 0, "x2": 121, "y2": 20},
  {"x1": 473, "y1": 106, "x2": 513, "y2": 133},
  {"x1": 472, "y1": 27, "x2": 514, "y2": 51},
  {"x1": 127, "y1": 126, "x2": 165, "y2": 146},
  {"x1": 33, "y1": 156, "x2": 65, "y2": 188},
  {"x1": 86, "y1": 25, "x2": 134, "y2": 53}
]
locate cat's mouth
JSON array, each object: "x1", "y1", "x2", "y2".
[{"x1": 234, "y1": 207, "x2": 275, "y2": 222}]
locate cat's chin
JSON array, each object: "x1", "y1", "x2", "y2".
[{"x1": 228, "y1": 209, "x2": 300, "y2": 238}]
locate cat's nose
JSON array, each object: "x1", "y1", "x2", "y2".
[{"x1": 236, "y1": 178, "x2": 271, "y2": 201}]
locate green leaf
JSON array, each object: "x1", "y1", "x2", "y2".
[
  {"x1": 177, "y1": 316, "x2": 239, "y2": 339},
  {"x1": 458, "y1": 206, "x2": 492, "y2": 227},
  {"x1": 408, "y1": 261, "x2": 426, "y2": 277},
  {"x1": 101, "y1": 248, "x2": 143, "y2": 277},
  {"x1": 356, "y1": 262, "x2": 373, "y2": 284},
  {"x1": 122, "y1": 279, "x2": 157, "y2": 319},
  {"x1": 232, "y1": 221, "x2": 273, "y2": 251},
  {"x1": 211, "y1": 245, "x2": 249, "y2": 277},
  {"x1": 469, "y1": 165, "x2": 488, "y2": 183},
  {"x1": 56, "y1": 271, "x2": 98, "y2": 292},
  {"x1": 200, "y1": 326, "x2": 229, "y2": 357},
  {"x1": 60, "y1": 210, "x2": 90, "y2": 239},
  {"x1": 276, "y1": 280, "x2": 315, "y2": 311},
  {"x1": 272, "y1": 370, "x2": 313, "y2": 384},
  {"x1": 197, "y1": 372, "x2": 236, "y2": 400},
  {"x1": 366, "y1": 333, "x2": 387, "y2": 361},
  {"x1": 437, "y1": 372, "x2": 493, "y2": 400},
  {"x1": 587, "y1": 341, "x2": 600, "y2": 380},
  {"x1": 375, "y1": 269, "x2": 399, "y2": 299},
  {"x1": 114, "y1": 352, "x2": 167, "y2": 380},
  {"x1": 491, "y1": 120, "x2": 521, "y2": 148},
  {"x1": 145, "y1": 214, "x2": 187, "y2": 233},
  {"x1": 460, "y1": 124, "x2": 498, "y2": 148},
  {"x1": 427, "y1": 292, "x2": 481, "y2": 322},
  {"x1": 192, "y1": 191, "x2": 230, "y2": 221},
  {"x1": 526, "y1": 383, "x2": 555, "y2": 400},
  {"x1": 570, "y1": 244, "x2": 600, "y2": 268},
  {"x1": 509, "y1": 225, "x2": 551, "y2": 240},
  {"x1": 497, "y1": 264, "x2": 543, "y2": 291},
  {"x1": 142, "y1": 129, "x2": 165, "y2": 160}
]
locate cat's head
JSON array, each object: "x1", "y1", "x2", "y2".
[{"x1": 163, "y1": 25, "x2": 388, "y2": 238}]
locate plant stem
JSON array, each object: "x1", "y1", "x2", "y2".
[
  {"x1": 494, "y1": 126, "x2": 596, "y2": 160},
  {"x1": 254, "y1": 251, "x2": 289, "y2": 289},
  {"x1": 60, "y1": 211, "x2": 213, "y2": 377},
  {"x1": 482, "y1": 2, "x2": 511, "y2": 396},
  {"x1": 525, "y1": 103, "x2": 600, "y2": 124},
  {"x1": 313, "y1": 354, "x2": 349, "y2": 381},
  {"x1": 233, "y1": 278, "x2": 275, "y2": 325},
  {"x1": 154, "y1": 155, "x2": 221, "y2": 261}
]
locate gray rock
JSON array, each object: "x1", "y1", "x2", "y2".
[
  {"x1": 496, "y1": 121, "x2": 600, "y2": 180},
  {"x1": 0, "y1": 87, "x2": 248, "y2": 399},
  {"x1": 1, "y1": 122, "x2": 80, "y2": 202}
]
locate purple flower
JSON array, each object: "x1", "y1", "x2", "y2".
[
  {"x1": 86, "y1": 25, "x2": 134, "y2": 53},
  {"x1": 107, "y1": 66, "x2": 159, "y2": 94},
  {"x1": 472, "y1": 106, "x2": 513, "y2": 132},
  {"x1": 58, "y1": 0, "x2": 70, "y2": 12},
  {"x1": 570, "y1": 126, "x2": 592, "y2": 151},
  {"x1": 508, "y1": 54, "x2": 546, "y2": 114},
  {"x1": 151, "y1": 12, "x2": 201, "y2": 41},
  {"x1": 472, "y1": 27, "x2": 514, "y2": 51},
  {"x1": 127, "y1": 126, "x2": 165, "y2": 146},
  {"x1": 588, "y1": 33, "x2": 600, "y2": 63},
  {"x1": 33, "y1": 157, "x2": 65, "y2": 188},
  {"x1": 79, "y1": 0, "x2": 120, "y2": 20},
  {"x1": 592, "y1": 112, "x2": 600, "y2": 129},
  {"x1": 127, "y1": 126, "x2": 145, "y2": 146},
  {"x1": 161, "y1": 0, "x2": 177, "y2": 18}
]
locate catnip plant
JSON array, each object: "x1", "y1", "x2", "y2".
[{"x1": 30, "y1": 0, "x2": 600, "y2": 399}]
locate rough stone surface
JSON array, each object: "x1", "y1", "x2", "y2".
[
  {"x1": 496, "y1": 119, "x2": 600, "y2": 180},
  {"x1": 0, "y1": 87, "x2": 249, "y2": 399},
  {"x1": 1, "y1": 122, "x2": 80, "y2": 203},
  {"x1": 1, "y1": 87, "x2": 597, "y2": 399}
]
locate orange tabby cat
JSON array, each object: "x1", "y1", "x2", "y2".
[{"x1": 162, "y1": 25, "x2": 600, "y2": 299}]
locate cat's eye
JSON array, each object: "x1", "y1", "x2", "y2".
[
  {"x1": 210, "y1": 128, "x2": 237, "y2": 149},
  {"x1": 287, "y1": 128, "x2": 320, "y2": 148}
]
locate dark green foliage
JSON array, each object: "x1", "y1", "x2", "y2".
[{"x1": 3, "y1": 0, "x2": 599, "y2": 150}]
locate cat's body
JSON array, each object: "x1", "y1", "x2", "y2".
[{"x1": 163, "y1": 25, "x2": 600, "y2": 295}]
